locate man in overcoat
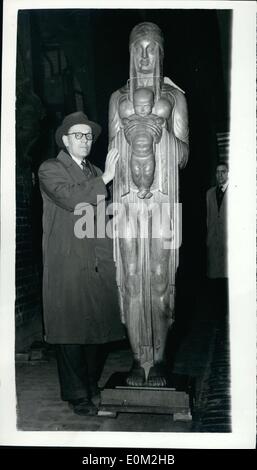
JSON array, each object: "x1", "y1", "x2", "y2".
[
  {"x1": 206, "y1": 162, "x2": 229, "y2": 322},
  {"x1": 38, "y1": 111, "x2": 124, "y2": 415}
]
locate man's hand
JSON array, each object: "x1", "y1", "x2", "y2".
[{"x1": 102, "y1": 148, "x2": 119, "y2": 185}]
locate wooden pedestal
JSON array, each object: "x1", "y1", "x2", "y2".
[{"x1": 98, "y1": 372, "x2": 193, "y2": 420}]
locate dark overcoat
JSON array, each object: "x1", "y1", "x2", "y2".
[
  {"x1": 206, "y1": 186, "x2": 228, "y2": 278},
  {"x1": 38, "y1": 150, "x2": 124, "y2": 344}
]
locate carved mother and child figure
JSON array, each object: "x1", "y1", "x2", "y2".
[{"x1": 109, "y1": 22, "x2": 189, "y2": 387}]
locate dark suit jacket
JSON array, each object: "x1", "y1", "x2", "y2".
[
  {"x1": 38, "y1": 150, "x2": 124, "y2": 344},
  {"x1": 206, "y1": 185, "x2": 228, "y2": 278}
]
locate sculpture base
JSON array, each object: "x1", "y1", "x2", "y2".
[{"x1": 98, "y1": 372, "x2": 193, "y2": 420}]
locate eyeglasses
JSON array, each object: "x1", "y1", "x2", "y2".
[{"x1": 67, "y1": 132, "x2": 93, "y2": 141}]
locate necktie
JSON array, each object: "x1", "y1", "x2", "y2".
[
  {"x1": 81, "y1": 159, "x2": 92, "y2": 178},
  {"x1": 216, "y1": 185, "x2": 224, "y2": 210}
]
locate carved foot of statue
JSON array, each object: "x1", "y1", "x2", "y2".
[
  {"x1": 137, "y1": 189, "x2": 148, "y2": 199},
  {"x1": 126, "y1": 361, "x2": 145, "y2": 387},
  {"x1": 146, "y1": 363, "x2": 167, "y2": 387}
]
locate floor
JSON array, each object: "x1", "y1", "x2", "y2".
[
  {"x1": 15, "y1": 281, "x2": 231, "y2": 433},
  {"x1": 16, "y1": 345, "x2": 192, "y2": 432}
]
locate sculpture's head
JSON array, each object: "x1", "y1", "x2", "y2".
[
  {"x1": 133, "y1": 88, "x2": 154, "y2": 117},
  {"x1": 128, "y1": 22, "x2": 164, "y2": 101},
  {"x1": 129, "y1": 22, "x2": 164, "y2": 75}
]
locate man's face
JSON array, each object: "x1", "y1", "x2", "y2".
[
  {"x1": 216, "y1": 165, "x2": 229, "y2": 186},
  {"x1": 62, "y1": 124, "x2": 93, "y2": 160},
  {"x1": 133, "y1": 39, "x2": 157, "y2": 74}
]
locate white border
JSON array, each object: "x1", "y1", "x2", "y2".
[{"x1": 0, "y1": 0, "x2": 256, "y2": 449}]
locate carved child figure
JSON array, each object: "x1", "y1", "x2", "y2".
[{"x1": 122, "y1": 87, "x2": 164, "y2": 199}]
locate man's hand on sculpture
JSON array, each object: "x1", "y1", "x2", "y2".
[{"x1": 102, "y1": 148, "x2": 120, "y2": 185}]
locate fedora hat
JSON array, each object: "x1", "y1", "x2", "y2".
[{"x1": 55, "y1": 111, "x2": 102, "y2": 149}]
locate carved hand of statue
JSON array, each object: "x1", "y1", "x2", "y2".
[
  {"x1": 144, "y1": 121, "x2": 163, "y2": 143},
  {"x1": 124, "y1": 119, "x2": 163, "y2": 144},
  {"x1": 123, "y1": 120, "x2": 138, "y2": 142},
  {"x1": 102, "y1": 148, "x2": 120, "y2": 185}
]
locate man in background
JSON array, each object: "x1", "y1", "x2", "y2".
[{"x1": 206, "y1": 162, "x2": 229, "y2": 323}]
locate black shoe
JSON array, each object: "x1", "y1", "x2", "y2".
[
  {"x1": 90, "y1": 384, "x2": 102, "y2": 398},
  {"x1": 69, "y1": 398, "x2": 98, "y2": 416},
  {"x1": 90, "y1": 384, "x2": 102, "y2": 406}
]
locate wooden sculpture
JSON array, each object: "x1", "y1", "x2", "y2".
[{"x1": 109, "y1": 22, "x2": 189, "y2": 387}]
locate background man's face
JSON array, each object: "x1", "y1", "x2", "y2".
[
  {"x1": 133, "y1": 39, "x2": 157, "y2": 74},
  {"x1": 216, "y1": 165, "x2": 229, "y2": 186},
  {"x1": 62, "y1": 124, "x2": 93, "y2": 160}
]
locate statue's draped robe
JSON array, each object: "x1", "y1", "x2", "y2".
[{"x1": 109, "y1": 77, "x2": 189, "y2": 369}]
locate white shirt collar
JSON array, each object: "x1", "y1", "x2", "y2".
[{"x1": 220, "y1": 180, "x2": 229, "y2": 192}]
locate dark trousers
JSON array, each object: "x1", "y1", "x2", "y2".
[
  {"x1": 207, "y1": 278, "x2": 229, "y2": 326},
  {"x1": 55, "y1": 344, "x2": 107, "y2": 402}
]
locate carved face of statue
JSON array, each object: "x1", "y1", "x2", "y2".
[
  {"x1": 134, "y1": 103, "x2": 152, "y2": 117},
  {"x1": 62, "y1": 124, "x2": 93, "y2": 160},
  {"x1": 133, "y1": 88, "x2": 154, "y2": 117},
  {"x1": 216, "y1": 164, "x2": 229, "y2": 186},
  {"x1": 133, "y1": 38, "x2": 158, "y2": 74}
]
